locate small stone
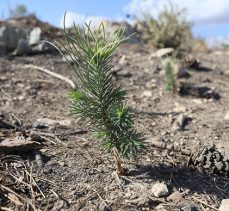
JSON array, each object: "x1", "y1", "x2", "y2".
[
  {"x1": 146, "y1": 79, "x2": 157, "y2": 89},
  {"x1": 173, "y1": 104, "x2": 187, "y2": 113},
  {"x1": 219, "y1": 199, "x2": 229, "y2": 211},
  {"x1": 18, "y1": 95, "x2": 25, "y2": 101},
  {"x1": 214, "y1": 162, "x2": 224, "y2": 171},
  {"x1": 119, "y1": 55, "x2": 127, "y2": 65},
  {"x1": 151, "y1": 182, "x2": 169, "y2": 197},
  {"x1": 172, "y1": 113, "x2": 187, "y2": 132},
  {"x1": 192, "y1": 99, "x2": 203, "y2": 104},
  {"x1": 181, "y1": 205, "x2": 198, "y2": 211},
  {"x1": 150, "y1": 48, "x2": 174, "y2": 58},
  {"x1": 36, "y1": 118, "x2": 57, "y2": 127},
  {"x1": 142, "y1": 90, "x2": 153, "y2": 98},
  {"x1": 0, "y1": 76, "x2": 7, "y2": 81},
  {"x1": 167, "y1": 191, "x2": 185, "y2": 202},
  {"x1": 224, "y1": 112, "x2": 229, "y2": 120},
  {"x1": 34, "y1": 118, "x2": 72, "y2": 128},
  {"x1": 146, "y1": 158, "x2": 151, "y2": 162},
  {"x1": 155, "y1": 204, "x2": 169, "y2": 211},
  {"x1": 177, "y1": 67, "x2": 191, "y2": 78},
  {"x1": 59, "y1": 161, "x2": 67, "y2": 167},
  {"x1": 58, "y1": 119, "x2": 72, "y2": 127}
]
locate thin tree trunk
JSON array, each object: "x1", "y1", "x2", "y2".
[{"x1": 112, "y1": 149, "x2": 125, "y2": 176}]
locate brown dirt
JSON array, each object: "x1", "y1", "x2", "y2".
[{"x1": 0, "y1": 44, "x2": 229, "y2": 211}]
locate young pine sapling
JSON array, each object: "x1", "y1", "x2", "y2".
[
  {"x1": 162, "y1": 55, "x2": 177, "y2": 94},
  {"x1": 53, "y1": 19, "x2": 145, "y2": 175}
]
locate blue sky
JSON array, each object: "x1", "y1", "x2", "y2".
[
  {"x1": 1, "y1": 0, "x2": 229, "y2": 43},
  {"x1": 0, "y1": 0, "x2": 129, "y2": 25}
]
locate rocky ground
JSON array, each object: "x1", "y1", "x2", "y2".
[
  {"x1": 0, "y1": 17, "x2": 229, "y2": 211},
  {"x1": 0, "y1": 44, "x2": 229, "y2": 210}
]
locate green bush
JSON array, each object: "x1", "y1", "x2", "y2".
[
  {"x1": 9, "y1": 5, "x2": 27, "y2": 18},
  {"x1": 9, "y1": 4, "x2": 36, "y2": 18},
  {"x1": 136, "y1": 4, "x2": 192, "y2": 48}
]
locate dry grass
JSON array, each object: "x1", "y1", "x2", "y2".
[
  {"x1": 135, "y1": 3, "x2": 192, "y2": 49},
  {"x1": 0, "y1": 154, "x2": 49, "y2": 210}
]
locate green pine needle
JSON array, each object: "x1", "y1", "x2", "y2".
[
  {"x1": 55, "y1": 16, "x2": 145, "y2": 158},
  {"x1": 163, "y1": 55, "x2": 177, "y2": 93}
]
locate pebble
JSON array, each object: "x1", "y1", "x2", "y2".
[
  {"x1": 119, "y1": 55, "x2": 128, "y2": 65},
  {"x1": 167, "y1": 191, "x2": 185, "y2": 202},
  {"x1": 181, "y1": 205, "x2": 198, "y2": 211},
  {"x1": 17, "y1": 95, "x2": 26, "y2": 101},
  {"x1": 219, "y1": 199, "x2": 229, "y2": 211},
  {"x1": 177, "y1": 67, "x2": 191, "y2": 78},
  {"x1": 192, "y1": 99, "x2": 203, "y2": 104},
  {"x1": 142, "y1": 90, "x2": 153, "y2": 98},
  {"x1": 172, "y1": 113, "x2": 187, "y2": 132},
  {"x1": 151, "y1": 182, "x2": 169, "y2": 197},
  {"x1": 150, "y1": 48, "x2": 174, "y2": 58},
  {"x1": 146, "y1": 79, "x2": 157, "y2": 89},
  {"x1": 155, "y1": 204, "x2": 169, "y2": 211},
  {"x1": 0, "y1": 76, "x2": 7, "y2": 81},
  {"x1": 224, "y1": 111, "x2": 229, "y2": 120},
  {"x1": 33, "y1": 118, "x2": 72, "y2": 128},
  {"x1": 173, "y1": 104, "x2": 187, "y2": 113}
]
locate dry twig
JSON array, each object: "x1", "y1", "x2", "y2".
[
  {"x1": 191, "y1": 196, "x2": 218, "y2": 211},
  {"x1": 23, "y1": 64, "x2": 76, "y2": 89}
]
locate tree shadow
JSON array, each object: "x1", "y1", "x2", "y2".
[
  {"x1": 179, "y1": 83, "x2": 220, "y2": 100},
  {"x1": 127, "y1": 163, "x2": 229, "y2": 198},
  {"x1": 191, "y1": 66, "x2": 212, "y2": 72}
]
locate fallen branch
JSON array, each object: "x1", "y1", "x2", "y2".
[
  {"x1": 23, "y1": 64, "x2": 76, "y2": 89},
  {"x1": 191, "y1": 196, "x2": 218, "y2": 211}
]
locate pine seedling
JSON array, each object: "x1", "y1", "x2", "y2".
[
  {"x1": 162, "y1": 55, "x2": 177, "y2": 94},
  {"x1": 53, "y1": 17, "x2": 145, "y2": 175}
]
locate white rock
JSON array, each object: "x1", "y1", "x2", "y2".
[
  {"x1": 172, "y1": 113, "x2": 187, "y2": 132},
  {"x1": 150, "y1": 48, "x2": 174, "y2": 58},
  {"x1": 18, "y1": 95, "x2": 25, "y2": 101},
  {"x1": 219, "y1": 199, "x2": 229, "y2": 211},
  {"x1": 176, "y1": 67, "x2": 190, "y2": 78},
  {"x1": 192, "y1": 99, "x2": 203, "y2": 104},
  {"x1": 225, "y1": 70, "x2": 229, "y2": 76},
  {"x1": 173, "y1": 103, "x2": 187, "y2": 113},
  {"x1": 151, "y1": 182, "x2": 169, "y2": 197},
  {"x1": 36, "y1": 118, "x2": 72, "y2": 127},
  {"x1": 224, "y1": 112, "x2": 229, "y2": 121},
  {"x1": 29, "y1": 27, "x2": 42, "y2": 45},
  {"x1": 155, "y1": 204, "x2": 169, "y2": 211},
  {"x1": 118, "y1": 55, "x2": 127, "y2": 65},
  {"x1": 146, "y1": 79, "x2": 157, "y2": 89},
  {"x1": 142, "y1": 90, "x2": 153, "y2": 98}
]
